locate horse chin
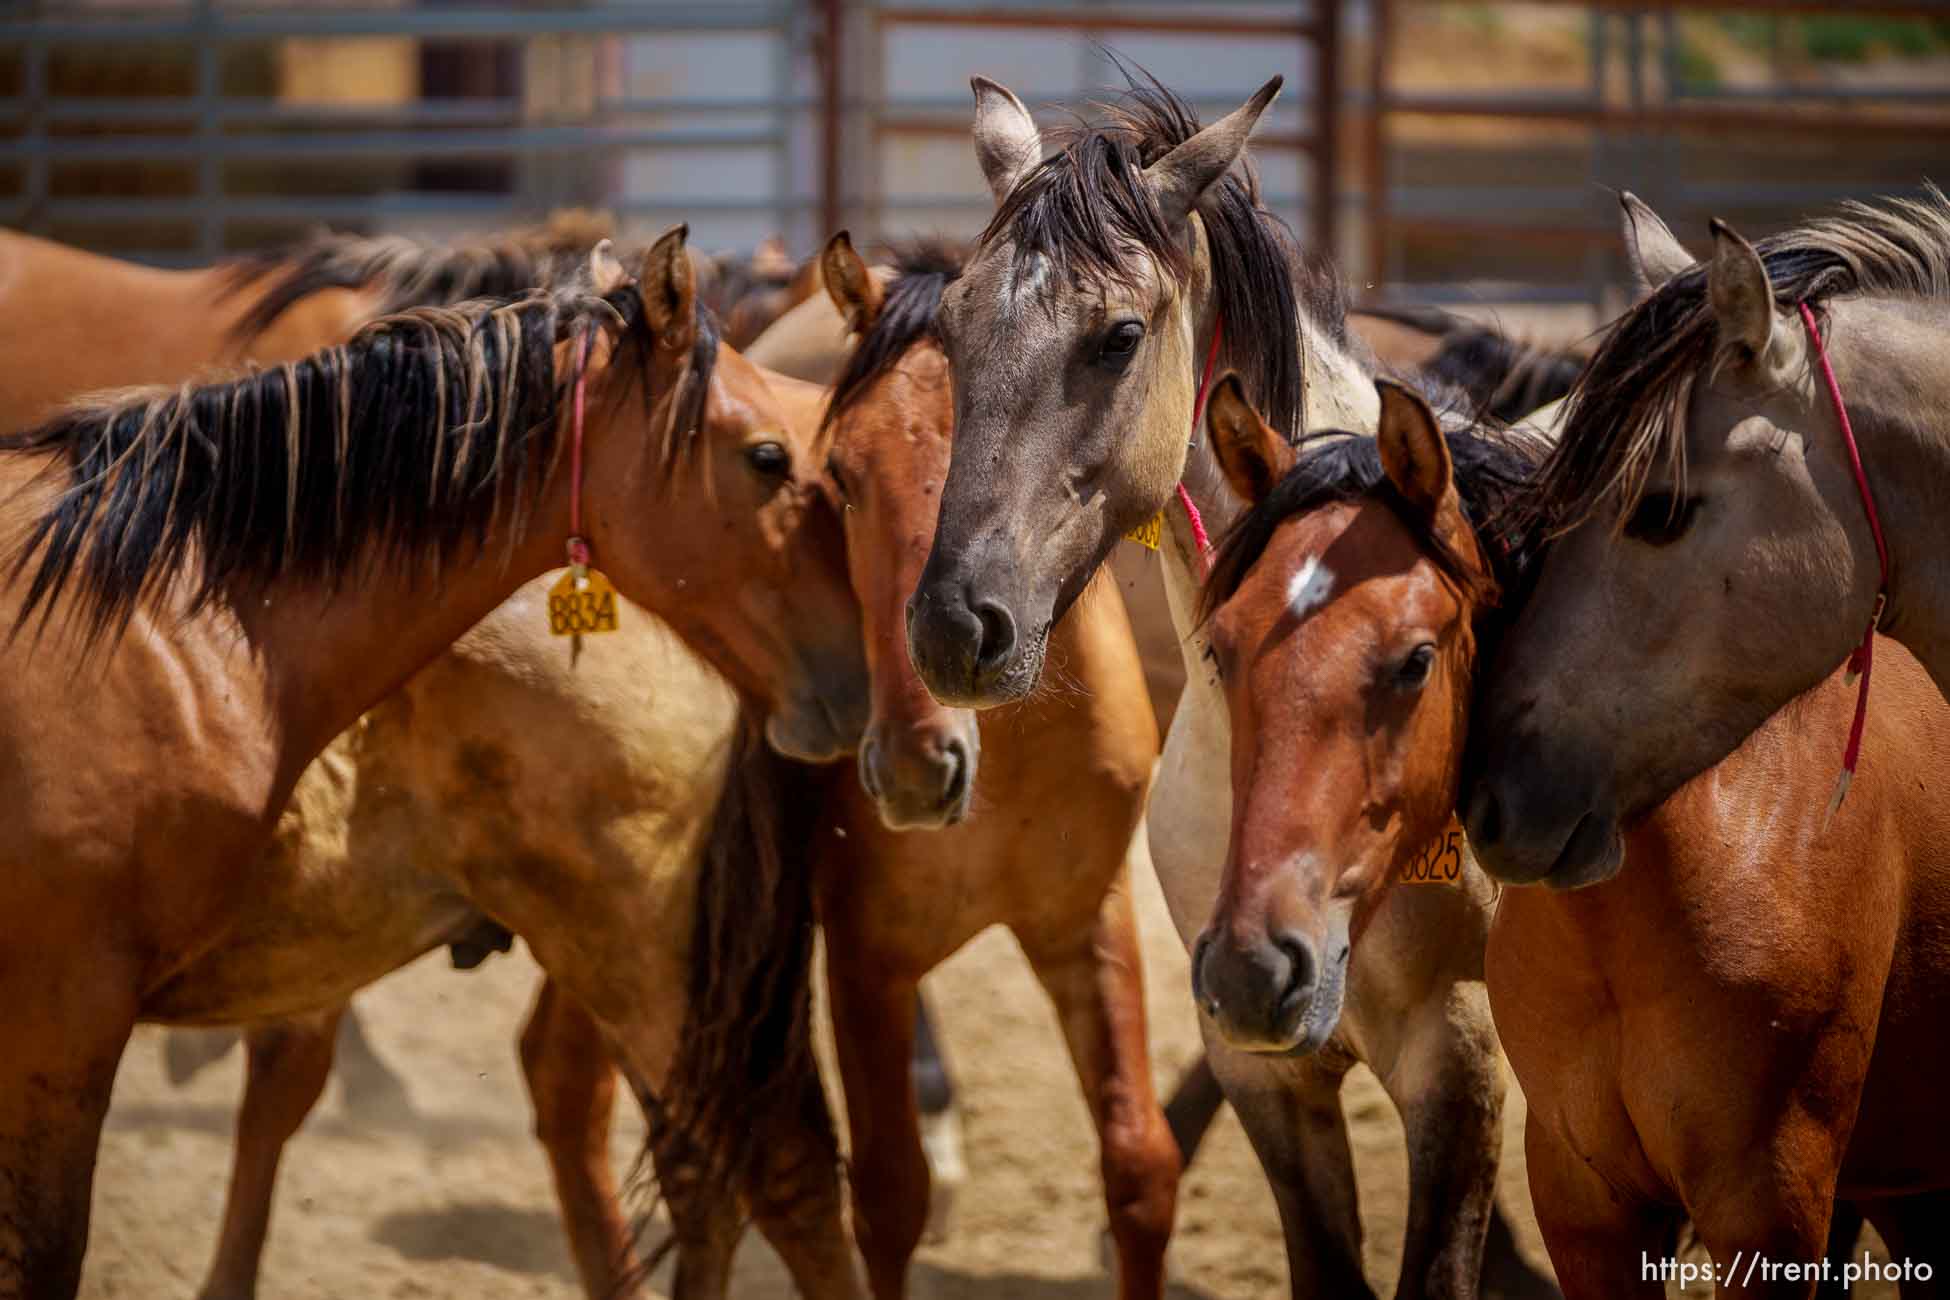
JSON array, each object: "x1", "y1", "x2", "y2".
[
  {"x1": 1540, "y1": 811, "x2": 1626, "y2": 890},
  {"x1": 763, "y1": 691, "x2": 863, "y2": 764}
]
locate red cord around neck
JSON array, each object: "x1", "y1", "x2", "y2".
[
  {"x1": 567, "y1": 328, "x2": 593, "y2": 570},
  {"x1": 1799, "y1": 301, "x2": 1888, "y2": 822},
  {"x1": 1175, "y1": 316, "x2": 1226, "y2": 570}
]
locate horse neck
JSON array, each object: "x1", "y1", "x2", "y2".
[
  {"x1": 226, "y1": 469, "x2": 570, "y2": 774},
  {"x1": 1827, "y1": 296, "x2": 1950, "y2": 697},
  {"x1": 1160, "y1": 283, "x2": 1379, "y2": 657}
]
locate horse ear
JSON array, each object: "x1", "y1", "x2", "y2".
[
  {"x1": 1707, "y1": 218, "x2": 1779, "y2": 363},
  {"x1": 1619, "y1": 192, "x2": 1693, "y2": 298},
  {"x1": 821, "y1": 231, "x2": 884, "y2": 336},
  {"x1": 585, "y1": 239, "x2": 629, "y2": 297},
  {"x1": 1375, "y1": 379, "x2": 1452, "y2": 520},
  {"x1": 639, "y1": 224, "x2": 697, "y2": 350},
  {"x1": 1208, "y1": 372, "x2": 1295, "y2": 506},
  {"x1": 971, "y1": 77, "x2": 1044, "y2": 204},
  {"x1": 1143, "y1": 76, "x2": 1282, "y2": 230}
]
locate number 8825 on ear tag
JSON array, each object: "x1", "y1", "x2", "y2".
[{"x1": 548, "y1": 566, "x2": 620, "y2": 638}]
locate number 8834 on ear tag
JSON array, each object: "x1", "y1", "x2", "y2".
[{"x1": 548, "y1": 566, "x2": 620, "y2": 639}]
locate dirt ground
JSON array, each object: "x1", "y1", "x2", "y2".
[{"x1": 85, "y1": 813, "x2": 1900, "y2": 1300}]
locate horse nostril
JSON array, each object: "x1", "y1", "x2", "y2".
[
  {"x1": 939, "y1": 737, "x2": 971, "y2": 808},
  {"x1": 1272, "y1": 932, "x2": 1316, "y2": 1015},
  {"x1": 971, "y1": 598, "x2": 1017, "y2": 675}
]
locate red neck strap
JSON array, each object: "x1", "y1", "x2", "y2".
[
  {"x1": 1175, "y1": 315, "x2": 1226, "y2": 568},
  {"x1": 1799, "y1": 301, "x2": 1888, "y2": 821},
  {"x1": 566, "y1": 329, "x2": 594, "y2": 570}
]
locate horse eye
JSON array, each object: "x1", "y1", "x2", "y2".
[
  {"x1": 746, "y1": 441, "x2": 790, "y2": 478},
  {"x1": 1623, "y1": 491, "x2": 1702, "y2": 546},
  {"x1": 1394, "y1": 643, "x2": 1437, "y2": 692},
  {"x1": 826, "y1": 455, "x2": 851, "y2": 504},
  {"x1": 1097, "y1": 320, "x2": 1144, "y2": 371}
]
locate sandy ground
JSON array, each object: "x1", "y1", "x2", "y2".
[
  {"x1": 86, "y1": 826, "x2": 1550, "y2": 1300},
  {"x1": 84, "y1": 820, "x2": 1899, "y2": 1300}
]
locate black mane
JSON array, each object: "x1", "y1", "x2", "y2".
[
  {"x1": 1199, "y1": 420, "x2": 1549, "y2": 627},
  {"x1": 1526, "y1": 183, "x2": 1950, "y2": 532},
  {"x1": 822, "y1": 239, "x2": 964, "y2": 429},
  {"x1": 980, "y1": 68, "x2": 1353, "y2": 446},
  {"x1": 3, "y1": 282, "x2": 719, "y2": 645}
]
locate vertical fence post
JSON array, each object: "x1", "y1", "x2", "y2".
[
  {"x1": 1362, "y1": 0, "x2": 1391, "y2": 297},
  {"x1": 820, "y1": 0, "x2": 844, "y2": 240},
  {"x1": 1312, "y1": 0, "x2": 1339, "y2": 262},
  {"x1": 193, "y1": 0, "x2": 222, "y2": 258}
]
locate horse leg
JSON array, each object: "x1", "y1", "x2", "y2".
[
  {"x1": 1161, "y1": 1053, "x2": 1226, "y2": 1171},
  {"x1": 1375, "y1": 983, "x2": 1505, "y2": 1300},
  {"x1": 196, "y1": 1008, "x2": 343, "y2": 1300},
  {"x1": 1020, "y1": 873, "x2": 1178, "y2": 1300},
  {"x1": 516, "y1": 978, "x2": 643, "y2": 1300},
  {"x1": 744, "y1": 1060, "x2": 865, "y2": 1300},
  {"x1": 330, "y1": 1004, "x2": 413, "y2": 1121},
  {"x1": 1686, "y1": 1112, "x2": 1847, "y2": 1298},
  {"x1": 646, "y1": 1129, "x2": 742, "y2": 1300},
  {"x1": 0, "y1": 967, "x2": 137, "y2": 1300},
  {"x1": 826, "y1": 953, "x2": 930, "y2": 1300},
  {"x1": 1858, "y1": 1193, "x2": 1950, "y2": 1299},
  {"x1": 911, "y1": 991, "x2": 965, "y2": 1242},
  {"x1": 1523, "y1": 1116, "x2": 1672, "y2": 1300},
  {"x1": 1204, "y1": 1038, "x2": 1374, "y2": 1300}
]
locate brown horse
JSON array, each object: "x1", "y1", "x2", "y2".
[
  {"x1": 0, "y1": 213, "x2": 614, "y2": 431},
  {"x1": 1197, "y1": 377, "x2": 1950, "y2": 1296},
  {"x1": 0, "y1": 227, "x2": 867, "y2": 1297},
  {"x1": 808, "y1": 233, "x2": 1178, "y2": 1300},
  {"x1": 1462, "y1": 187, "x2": 1950, "y2": 888},
  {"x1": 157, "y1": 239, "x2": 1176, "y2": 1299}
]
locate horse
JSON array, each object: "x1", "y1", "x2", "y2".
[
  {"x1": 905, "y1": 71, "x2": 1519, "y2": 1298},
  {"x1": 1192, "y1": 373, "x2": 1950, "y2": 1297},
  {"x1": 0, "y1": 226, "x2": 868, "y2": 1297},
  {"x1": 805, "y1": 233, "x2": 1176, "y2": 1300},
  {"x1": 153, "y1": 236, "x2": 1176, "y2": 1300},
  {"x1": 1461, "y1": 186, "x2": 1950, "y2": 889},
  {"x1": 0, "y1": 212, "x2": 614, "y2": 431}
]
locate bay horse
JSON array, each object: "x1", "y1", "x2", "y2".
[
  {"x1": 0, "y1": 228, "x2": 868, "y2": 1297},
  {"x1": 909, "y1": 72, "x2": 1513, "y2": 1298},
  {"x1": 1461, "y1": 186, "x2": 1950, "y2": 888},
  {"x1": 1195, "y1": 374, "x2": 1950, "y2": 1297}
]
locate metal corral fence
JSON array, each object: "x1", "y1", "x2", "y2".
[{"x1": 3, "y1": 0, "x2": 1948, "y2": 309}]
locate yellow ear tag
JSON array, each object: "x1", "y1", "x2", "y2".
[
  {"x1": 1123, "y1": 511, "x2": 1164, "y2": 550},
  {"x1": 547, "y1": 565, "x2": 620, "y2": 639},
  {"x1": 1400, "y1": 819, "x2": 1466, "y2": 885}
]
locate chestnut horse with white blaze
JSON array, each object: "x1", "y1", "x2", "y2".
[
  {"x1": 908, "y1": 70, "x2": 1522, "y2": 1299},
  {"x1": 0, "y1": 230, "x2": 867, "y2": 1298},
  {"x1": 1199, "y1": 376, "x2": 1950, "y2": 1297}
]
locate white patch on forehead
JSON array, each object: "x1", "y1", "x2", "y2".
[
  {"x1": 1005, "y1": 250, "x2": 1049, "y2": 310},
  {"x1": 1286, "y1": 556, "x2": 1336, "y2": 621}
]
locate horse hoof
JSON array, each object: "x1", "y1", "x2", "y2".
[{"x1": 919, "y1": 1107, "x2": 967, "y2": 1242}]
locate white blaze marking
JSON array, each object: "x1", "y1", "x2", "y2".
[
  {"x1": 1286, "y1": 556, "x2": 1335, "y2": 621},
  {"x1": 1007, "y1": 251, "x2": 1048, "y2": 310}
]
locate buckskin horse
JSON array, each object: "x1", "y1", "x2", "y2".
[
  {"x1": 1462, "y1": 186, "x2": 1950, "y2": 891},
  {"x1": 1194, "y1": 371, "x2": 1950, "y2": 1296},
  {"x1": 904, "y1": 71, "x2": 1517, "y2": 1297},
  {"x1": 0, "y1": 228, "x2": 867, "y2": 1296}
]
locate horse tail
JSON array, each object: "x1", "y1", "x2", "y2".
[{"x1": 630, "y1": 711, "x2": 834, "y2": 1268}]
